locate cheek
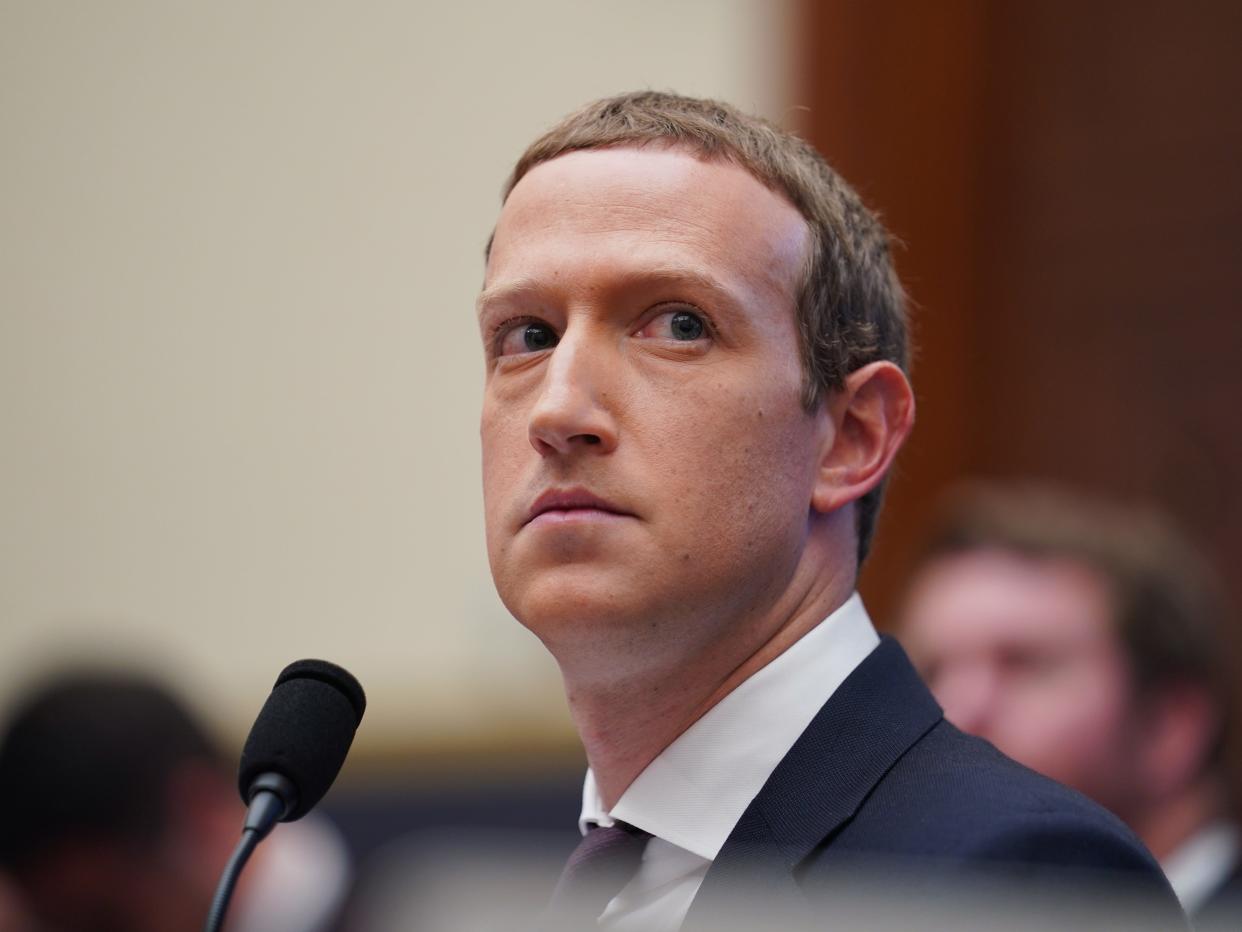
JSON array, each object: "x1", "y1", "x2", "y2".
[
  {"x1": 480, "y1": 402, "x2": 528, "y2": 536},
  {"x1": 480, "y1": 391, "x2": 529, "y2": 467},
  {"x1": 637, "y1": 381, "x2": 818, "y2": 555},
  {"x1": 995, "y1": 668, "x2": 1133, "y2": 780}
]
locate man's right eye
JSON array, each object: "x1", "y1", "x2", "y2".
[{"x1": 497, "y1": 321, "x2": 559, "y2": 356}]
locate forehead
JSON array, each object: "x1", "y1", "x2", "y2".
[
  {"x1": 903, "y1": 549, "x2": 1118, "y2": 650},
  {"x1": 484, "y1": 147, "x2": 809, "y2": 304}
]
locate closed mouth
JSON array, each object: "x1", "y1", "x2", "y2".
[{"x1": 525, "y1": 488, "x2": 633, "y2": 525}]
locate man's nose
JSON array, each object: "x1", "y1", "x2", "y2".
[
  {"x1": 528, "y1": 329, "x2": 619, "y2": 456},
  {"x1": 934, "y1": 662, "x2": 999, "y2": 737}
]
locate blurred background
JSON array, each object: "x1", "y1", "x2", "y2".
[{"x1": 1, "y1": 0, "x2": 1239, "y2": 927}]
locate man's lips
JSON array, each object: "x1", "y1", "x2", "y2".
[{"x1": 524, "y1": 488, "x2": 635, "y2": 527}]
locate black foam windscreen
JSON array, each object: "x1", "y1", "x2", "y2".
[{"x1": 237, "y1": 659, "x2": 365, "y2": 822}]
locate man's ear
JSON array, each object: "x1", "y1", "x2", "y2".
[
  {"x1": 1137, "y1": 684, "x2": 1221, "y2": 800},
  {"x1": 811, "y1": 361, "x2": 915, "y2": 515}
]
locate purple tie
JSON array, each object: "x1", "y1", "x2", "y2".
[{"x1": 549, "y1": 822, "x2": 652, "y2": 919}]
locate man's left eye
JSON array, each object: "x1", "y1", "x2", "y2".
[
  {"x1": 638, "y1": 308, "x2": 708, "y2": 342},
  {"x1": 669, "y1": 311, "x2": 705, "y2": 340}
]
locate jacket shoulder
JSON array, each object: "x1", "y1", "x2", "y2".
[
  {"x1": 817, "y1": 719, "x2": 1160, "y2": 873},
  {"x1": 790, "y1": 721, "x2": 1186, "y2": 928}
]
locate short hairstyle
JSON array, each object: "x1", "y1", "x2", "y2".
[
  {"x1": 913, "y1": 483, "x2": 1232, "y2": 740},
  {"x1": 495, "y1": 91, "x2": 910, "y2": 565},
  {"x1": 0, "y1": 670, "x2": 222, "y2": 871}
]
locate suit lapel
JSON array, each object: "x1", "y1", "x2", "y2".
[{"x1": 684, "y1": 638, "x2": 942, "y2": 927}]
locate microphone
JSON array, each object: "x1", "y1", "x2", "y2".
[{"x1": 204, "y1": 659, "x2": 365, "y2": 932}]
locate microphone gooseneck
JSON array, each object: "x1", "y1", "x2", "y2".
[
  {"x1": 204, "y1": 659, "x2": 365, "y2": 932},
  {"x1": 204, "y1": 828, "x2": 260, "y2": 932}
]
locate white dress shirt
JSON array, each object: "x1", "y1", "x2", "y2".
[
  {"x1": 577, "y1": 593, "x2": 880, "y2": 930},
  {"x1": 1161, "y1": 820, "x2": 1240, "y2": 916}
]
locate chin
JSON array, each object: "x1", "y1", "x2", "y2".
[{"x1": 501, "y1": 567, "x2": 657, "y2": 640}]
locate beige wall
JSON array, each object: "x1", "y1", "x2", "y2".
[{"x1": 0, "y1": 1, "x2": 793, "y2": 757}]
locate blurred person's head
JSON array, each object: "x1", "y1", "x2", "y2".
[
  {"x1": 0, "y1": 670, "x2": 241, "y2": 932},
  {"x1": 898, "y1": 483, "x2": 1233, "y2": 858}
]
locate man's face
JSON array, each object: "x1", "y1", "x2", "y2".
[
  {"x1": 479, "y1": 147, "x2": 826, "y2": 672},
  {"x1": 900, "y1": 549, "x2": 1146, "y2": 815}
]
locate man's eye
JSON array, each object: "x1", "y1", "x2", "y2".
[
  {"x1": 637, "y1": 308, "x2": 709, "y2": 342},
  {"x1": 669, "y1": 310, "x2": 705, "y2": 341},
  {"x1": 498, "y1": 321, "x2": 559, "y2": 356},
  {"x1": 998, "y1": 649, "x2": 1062, "y2": 679}
]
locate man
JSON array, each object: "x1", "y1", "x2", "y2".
[
  {"x1": 898, "y1": 483, "x2": 1240, "y2": 928},
  {"x1": 0, "y1": 669, "x2": 351, "y2": 932},
  {"x1": 477, "y1": 91, "x2": 1182, "y2": 929}
]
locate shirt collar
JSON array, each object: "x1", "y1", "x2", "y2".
[
  {"x1": 579, "y1": 593, "x2": 880, "y2": 860},
  {"x1": 1161, "y1": 820, "x2": 1240, "y2": 914}
]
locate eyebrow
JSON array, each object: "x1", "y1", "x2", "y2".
[
  {"x1": 476, "y1": 278, "x2": 544, "y2": 319},
  {"x1": 477, "y1": 266, "x2": 742, "y2": 319}
]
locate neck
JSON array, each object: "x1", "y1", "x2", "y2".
[
  {"x1": 562, "y1": 529, "x2": 857, "y2": 809},
  {"x1": 1135, "y1": 772, "x2": 1229, "y2": 862}
]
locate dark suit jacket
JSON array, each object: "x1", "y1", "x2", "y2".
[{"x1": 682, "y1": 638, "x2": 1186, "y2": 930}]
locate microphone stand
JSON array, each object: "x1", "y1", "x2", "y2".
[
  {"x1": 203, "y1": 774, "x2": 296, "y2": 932},
  {"x1": 204, "y1": 829, "x2": 260, "y2": 932}
]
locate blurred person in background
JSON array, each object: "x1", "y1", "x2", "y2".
[
  {"x1": 0, "y1": 669, "x2": 351, "y2": 932},
  {"x1": 898, "y1": 483, "x2": 1240, "y2": 928},
  {"x1": 0, "y1": 874, "x2": 31, "y2": 932}
]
